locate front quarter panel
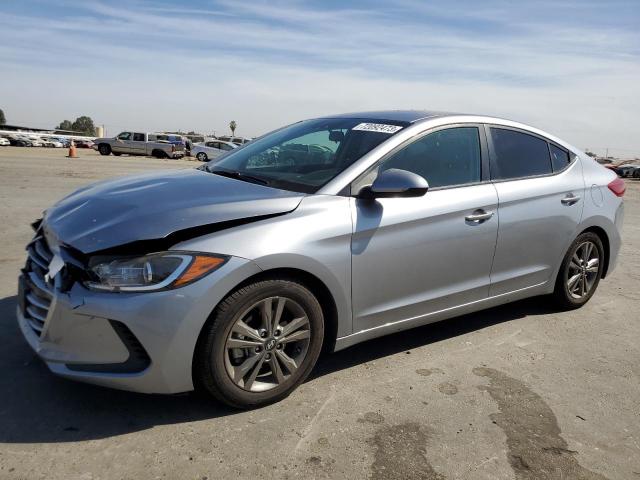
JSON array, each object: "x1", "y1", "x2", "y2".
[{"x1": 173, "y1": 195, "x2": 354, "y2": 338}]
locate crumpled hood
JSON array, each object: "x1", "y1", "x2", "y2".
[{"x1": 43, "y1": 168, "x2": 304, "y2": 254}]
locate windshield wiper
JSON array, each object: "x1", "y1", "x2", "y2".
[{"x1": 209, "y1": 169, "x2": 269, "y2": 186}]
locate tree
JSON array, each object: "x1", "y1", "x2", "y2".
[
  {"x1": 56, "y1": 120, "x2": 74, "y2": 131},
  {"x1": 229, "y1": 120, "x2": 237, "y2": 136},
  {"x1": 0, "y1": 108, "x2": 5, "y2": 125},
  {"x1": 56, "y1": 116, "x2": 96, "y2": 134},
  {"x1": 71, "y1": 116, "x2": 96, "y2": 135}
]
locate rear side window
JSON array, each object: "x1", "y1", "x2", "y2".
[
  {"x1": 490, "y1": 128, "x2": 552, "y2": 179},
  {"x1": 550, "y1": 144, "x2": 570, "y2": 172},
  {"x1": 133, "y1": 133, "x2": 145, "y2": 141}
]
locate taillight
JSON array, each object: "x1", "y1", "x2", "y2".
[{"x1": 608, "y1": 177, "x2": 625, "y2": 197}]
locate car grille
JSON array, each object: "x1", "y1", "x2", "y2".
[{"x1": 22, "y1": 235, "x2": 55, "y2": 336}]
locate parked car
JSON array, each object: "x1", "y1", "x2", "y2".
[
  {"x1": 616, "y1": 164, "x2": 640, "y2": 177},
  {"x1": 41, "y1": 138, "x2": 64, "y2": 148},
  {"x1": 216, "y1": 135, "x2": 252, "y2": 145},
  {"x1": 148, "y1": 133, "x2": 184, "y2": 146},
  {"x1": 0, "y1": 137, "x2": 9, "y2": 146},
  {"x1": 9, "y1": 137, "x2": 30, "y2": 147},
  {"x1": 74, "y1": 140, "x2": 94, "y2": 149},
  {"x1": 191, "y1": 140, "x2": 238, "y2": 161},
  {"x1": 17, "y1": 111, "x2": 624, "y2": 409},
  {"x1": 25, "y1": 137, "x2": 43, "y2": 147},
  {"x1": 93, "y1": 132, "x2": 185, "y2": 158},
  {"x1": 14, "y1": 136, "x2": 36, "y2": 147}
]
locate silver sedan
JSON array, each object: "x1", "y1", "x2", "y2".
[
  {"x1": 17, "y1": 111, "x2": 624, "y2": 408},
  {"x1": 191, "y1": 139, "x2": 237, "y2": 162}
]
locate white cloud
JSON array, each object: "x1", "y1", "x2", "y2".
[{"x1": 0, "y1": 0, "x2": 638, "y2": 157}]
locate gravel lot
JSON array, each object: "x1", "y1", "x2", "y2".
[{"x1": 1, "y1": 147, "x2": 639, "y2": 480}]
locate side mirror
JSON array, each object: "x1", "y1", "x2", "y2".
[{"x1": 358, "y1": 168, "x2": 429, "y2": 199}]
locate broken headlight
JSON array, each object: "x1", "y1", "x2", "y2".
[{"x1": 85, "y1": 252, "x2": 227, "y2": 292}]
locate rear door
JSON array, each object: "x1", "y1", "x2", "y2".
[
  {"x1": 487, "y1": 126, "x2": 584, "y2": 295},
  {"x1": 131, "y1": 132, "x2": 147, "y2": 155}
]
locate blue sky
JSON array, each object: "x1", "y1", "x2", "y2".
[{"x1": 1, "y1": 0, "x2": 639, "y2": 156}]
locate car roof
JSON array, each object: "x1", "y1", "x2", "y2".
[{"x1": 321, "y1": 110, "x2": 456, "y2": 123}]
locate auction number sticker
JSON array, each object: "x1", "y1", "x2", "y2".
[{"x1": 352, "y1": 123, "x2": 403, "y2": 134}]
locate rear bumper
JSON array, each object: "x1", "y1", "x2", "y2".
[{"x1": 17, "y1": 256, "x2": 262, "y2": 394}]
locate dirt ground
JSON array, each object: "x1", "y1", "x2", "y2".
[{"x1": 0, "y1": 147, "x2": 639, "y2": 480}]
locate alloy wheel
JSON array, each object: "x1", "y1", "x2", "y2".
[
  {"x1": 566, "y1": 240, "x2": 600, "y2": 299},
  {"x1": 224, "y1": 296, "x2": 311, "y2": 392}
]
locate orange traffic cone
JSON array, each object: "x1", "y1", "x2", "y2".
[{"x1": 67, "y1": 140, "x2": 78, "y2": 158}]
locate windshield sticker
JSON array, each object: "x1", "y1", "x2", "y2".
[{"x1": 352, "y1": 123, "x2": 404, "y2": 134}]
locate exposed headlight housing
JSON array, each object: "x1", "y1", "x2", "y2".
[{"x1": 85, "y1": 252, "x2": 227, "y2": 292}]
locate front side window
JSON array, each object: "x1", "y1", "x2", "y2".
[
  {"x1": 208, "y1": 118, "x2": 407, "y2": 193},
  {"x1": 550, "y1": 144, "x2": 570, "y2": 172},
  {"x1": 490, "y1": 128, "x2": 552, "y2": 179},
  {"x1": 133, "y1": 133, "x2": 145, "y2": 142},
  {"x1": 353, "y1": 127, "x2": 482, "y2": 193},
  {"x1": 117, "y1": 132, "x2": 131, "y2": 140}
]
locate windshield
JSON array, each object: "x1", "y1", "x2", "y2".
[{"x1": 205, "y1": 118, "x2": 407, "y2": 193}]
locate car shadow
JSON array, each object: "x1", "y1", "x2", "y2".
[
  {"x1": 312, "y1": 296, "x2": 554, "y2": 379},
  {"x1": 0, "y1": 294, "x2": 555, "y2": 444}
]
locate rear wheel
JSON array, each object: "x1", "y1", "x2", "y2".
[
  {"x1": 98, "y1": 144, "x2": 111, "y2": 156},
  {"x1": 152, "y1": 149, "x2": 167, "y2": 159},
  {"x1": 196, "y1": 152, "x2": 208, "y2": 162},
  {"x1": 553, "y1": 232, "x2": 604, "y2": 309},
  {"x1": 194, "y1": 279, "x2": 324, "y2": 409}
]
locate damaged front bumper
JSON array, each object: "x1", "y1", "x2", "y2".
[{"x1": 17, "y1": 255, "x2": 262, "y2": 394}]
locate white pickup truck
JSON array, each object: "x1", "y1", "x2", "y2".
[{"x1": 93, "y1": 132, "x2": 185, "y2": 159}]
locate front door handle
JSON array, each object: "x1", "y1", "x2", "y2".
[
  {"x1": 561, "y1": 194, "x2": 581, "y2": 205},
  {"x1": 465, "y1": 209, "x2": 494, "y2": 223}
]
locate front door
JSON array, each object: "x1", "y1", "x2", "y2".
[
  {"x1": 113, "y1": 131, "x2": 132, "y2": 153},
  {"x1": 350, "y1": 126, "x2": 499, "y2": 332}
]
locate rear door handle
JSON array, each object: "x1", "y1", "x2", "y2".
[
  {"x1": 561, "y1": 194, "x2": 581, "y2": 205},
  {"x1": 465, "y1": 209, "x2": 494, "y2": 223}
]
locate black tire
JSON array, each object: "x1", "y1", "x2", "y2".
[
  {"x1": 152, "y1": 149, "x2": 167, "y2": 159},
  {"x1": 553, "y1": 232, "x2": 605, "y2": 309},
  {"x1": 194, "y1": 279, "x2": 324, "y2": 409},
  {"x1": 98, "y1": 144, "x2": 111, "y2": 156},
  {"x1": 98, "y1": 143, "x2": 111, "y2": 155},
  {"x1": 196, "y1": 152, "x2": 208, "y2": 162}
]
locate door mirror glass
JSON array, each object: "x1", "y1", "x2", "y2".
[{"x1": 359, "y1": 168, "x2": 429, "y2": 199}]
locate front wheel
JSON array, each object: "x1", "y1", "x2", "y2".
[
  {"x1": 98, "y1": 144, "x2": 111, "y2": 155},
  {"x1": 194, "y1": 279, "x2": 324, "y2": 409},
  {"x1": 196, "y1": 152, "x2": 208, "y2": 162},
  {"x1": 553, "y1": 232, "x2": 604, "y2": 309}
]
